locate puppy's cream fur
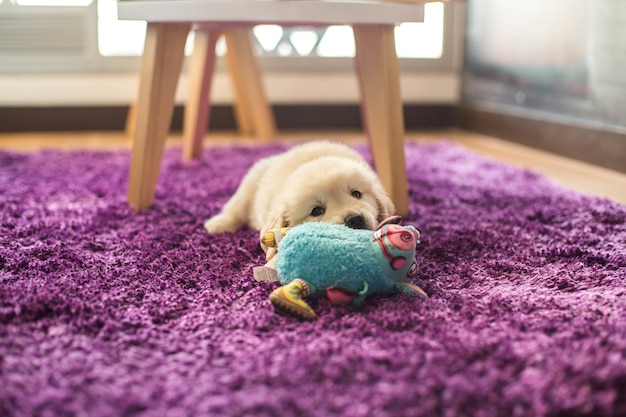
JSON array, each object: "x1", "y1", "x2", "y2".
[{"x1": 204, "y1": 141, "x2": 395, "y2": 261}]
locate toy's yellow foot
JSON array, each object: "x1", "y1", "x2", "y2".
[{"x1": 269, "y1": 279, "x2": 316, "y2": 320}]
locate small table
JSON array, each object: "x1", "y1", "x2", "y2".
[{"x1": 118, "y1": 0, "x2": 426, "y2": 215}]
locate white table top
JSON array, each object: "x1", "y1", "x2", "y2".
[{"x1": 117, "y1": 0, "x2": 425, "y2": 25}]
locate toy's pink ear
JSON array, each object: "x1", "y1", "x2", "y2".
[{"x1": 376, "y1": 215, "x2": 403, "y2": 230}]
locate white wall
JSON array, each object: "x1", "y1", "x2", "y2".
[{"x1": 0, "y1": 71, "x2": 460, "y2": 106}]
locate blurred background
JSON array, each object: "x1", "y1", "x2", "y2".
[{"x1": 0, "y1": 0, "x2": 624, "y2": 172}]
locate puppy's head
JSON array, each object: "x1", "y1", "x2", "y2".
[{"x1": 263, "y1": 156, "x2": 395, "y2": 232}]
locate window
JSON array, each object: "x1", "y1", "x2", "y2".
[
  {"x1": 0, "y1": 0, "x2": 451, "y2": 71},
  {"x1": 0, "y1": 0, "x2": 96, "y2": 71},
  {"x1": 97, "y1": 0, "x2": 444, "y2": 60},
  {"x1": 0, "y1": 0, "x2": 460, "y2": 105}
]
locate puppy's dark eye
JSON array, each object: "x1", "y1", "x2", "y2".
[
  {"x1": 311, "y1": 206, "x2": 325, "y2": 217},
  {"x1": 351, "y1": 190, "x2": 362, "y2": 199}
]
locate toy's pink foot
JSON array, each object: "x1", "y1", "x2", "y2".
[
  {"x1": 269, "y1": 279, "x2": 315, "y2": 320},
  {"x1": 399, "y1": 281, "x2": 428, "y2": 300}
]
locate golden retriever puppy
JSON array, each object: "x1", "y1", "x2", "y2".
[{"x1": 204, "y1": 141, "x2": 395, "y2": 264}]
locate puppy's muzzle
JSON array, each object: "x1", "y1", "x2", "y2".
[{"x1": 345, "y1": 214, "x2": 366, "y2": 229}]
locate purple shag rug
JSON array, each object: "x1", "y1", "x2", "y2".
[{"x1": 1, "y1": 140, "x2": 625, "y2": 417}]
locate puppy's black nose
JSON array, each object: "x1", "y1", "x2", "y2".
[{"x1": 345, "y1": 214, "x2": 366, "y2": 229}]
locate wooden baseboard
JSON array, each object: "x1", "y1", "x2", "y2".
[
  {"x1": 1, "y1": 103, "x2": 623, "y2": 173},
  {"x1": 455, "y1": 104, "x2": 626, "y2": 174},
  {"x1": 0, "y1": 104, "x2": 454, "y2": 133},
  {"x1": 0, "y1": 106, "x2": 233, "y2": 133}
]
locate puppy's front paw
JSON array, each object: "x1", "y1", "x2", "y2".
[{"x1": 204, "y1": 214, "x2": 241, "y2": 234}]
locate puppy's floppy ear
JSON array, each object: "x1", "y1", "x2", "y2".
[
  {"x1": 260, "y1": 207, "x2": 290, "y2": 261},
  {"x1": 374, "y1": 186, "x2": 396, "y2": 224},
  {"x1": 262, "y1": 206, "x2": 290, "y2": 232}
]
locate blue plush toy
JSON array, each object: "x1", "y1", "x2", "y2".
[{"x1": 262, "y1": 216, "x2": 428, "y2": 320}]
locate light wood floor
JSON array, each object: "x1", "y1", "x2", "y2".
[{"x1": 1, "y1": 129, "x2": 625, "y2": 205}]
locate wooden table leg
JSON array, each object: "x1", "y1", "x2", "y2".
[
  {"x1": 125, "y1": 98, "x2": 137, "y2": 138},
  {"x1": 224, "y1": 28, "x2": 276, "y2": 142},
  {"x1": 182, "y1": 28, "x2": 220, "y2": 161},
  {"x1": 353, "y1": 24, "x2": 409, "y2": 216},
  {"x1": 127, "y1": 22, "x2": 191, "y2": 210}
]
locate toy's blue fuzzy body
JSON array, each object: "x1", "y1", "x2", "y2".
[{"x1": 275, "y1": 222, "x2": 408, "y2": 297}]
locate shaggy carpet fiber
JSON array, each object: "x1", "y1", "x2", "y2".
[{"x1": 0, "y1": 141, "x2": 625, "y2": 417}]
